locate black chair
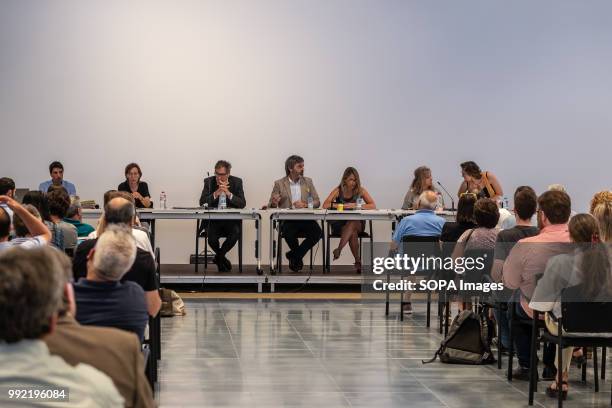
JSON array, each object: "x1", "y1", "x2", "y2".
[
  {"x1": 195, "y1": 220, "x2": 243, "y2": 272},
  {"x1": 324, "y1": 220, "x2": 374, "y2": 273},
  {"x1": 273, "y1": 220, "x2": 323, "y2": 274},
  {"x1": 530, "y1": 285, "x2": 612, "y2": 407},
  {"x1": 143, "y1": 247, "x2": 162, "y2": 389},
  {"x1": 395, "y1": 235, "x2": 441, "y2": 326}
]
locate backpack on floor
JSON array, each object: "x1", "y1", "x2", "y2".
[
  {"x1": 423, "y1": 310, "x2": 495, "y2": 365},
  {"x1": 160, "y1": 288, "x2": 186, "y2": 317}
]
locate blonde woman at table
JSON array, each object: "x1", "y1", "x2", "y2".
[{"x1": 322, "y1": 167, "x2": 376, "y2": 272}]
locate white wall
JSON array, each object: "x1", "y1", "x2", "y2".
[{"x1": 1, "y1": 0, "x2": 611, "y2": 263}]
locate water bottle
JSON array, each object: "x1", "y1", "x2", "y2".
[
  {"x1": 307, "y1": 192, "x2": 314, "y2": 209},
  {"x1": 356, "y1": 195, "x2": 364, "y2": 210},
  {"x1": 218, "y1": 192, "x2": 227, "y2": 210},
  {"x1": 503, "y1": 196, "x2": 509, "y2": 209},
  {"x1": 159, "y1": 191, "x2": 167, "y2": 209}
]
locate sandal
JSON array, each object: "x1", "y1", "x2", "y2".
[
  {"x1": 545, "y1": 381, "x2": 568, "y2": 400},
  {"x1": 333, "y1": 248, "x2": 341, "y2": 260}
]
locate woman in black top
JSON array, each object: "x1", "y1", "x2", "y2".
[
  {"x1": 322, "y1": 167, "x2": 376, "y2": 272},
  {"x1": 118, "y1": 163, "x2": 152, "y2": 208},
  {"x1": 441, "y1": 193, "x2": 477, "y2": 249}
]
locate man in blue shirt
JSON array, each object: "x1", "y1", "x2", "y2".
[
  {"x1": 73, "y1": 225, "x2": 148, "y2": 341},
  {"x1": 39, "y1": 161, "x2": 77, "y2": 196},
  {"x1": 392, "y1": 190, "x2": 446, "y2": 248}
]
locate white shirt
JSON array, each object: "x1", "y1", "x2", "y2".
[
  {"x1": 0, "y1": 339, "x2": 123, "y2": 407},
  {"x1": 289, "y1": 177, "x2": 301, "y2": 204},
  {"x1": 0, "y1": 236, "x2": 47, "y2": 252},
  {"x1": 87, "y1": 228, "x2": 154, "y2": 260}
]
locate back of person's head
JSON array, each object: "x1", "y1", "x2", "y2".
[
  {"x1": 538, "y1": 190, "x2": 571, "y2": 225},
  {"x1": 104, "y1": 197, "x2": 135, "y2": 226},
  {"x1": 92, "y1": 225, "x2": 137, "y2": 281},
  {"x1": 456, "y1": 193, "x2": 477, "y2": 224},
  {"x1": 474, "y1": 198, "x2": 500, "y2": 229},
  {"x1": 49, "y1": 161, "x2": 63, "y2": 174},
  {"x1": 592, "y1": 201, "x2": 612, "y2": 243},
  {"x1": 104, "y1": 190, "x2": 135, "y2": 207},
  {"x1": 103, "y1": 190, "x2": 118, "y2": 206},
  {"x1": 417, "y1": 191, "x2": 438, "y2": 210},
  {"x1": 284, "y1": 155, "x2": 304, "y2": 176},
  {"x1": 65, "y1": 196, "x2": 82, "y2": 219},
  {"x1": 13, "y1": 205, "x2": 41, "y2": 238},
  {"x1": 22, "y1": 191, "x2": 50, "y2": 221},
  {"x1": 0, "y1": 177, "x2": 15, "y2": 196},
  {"x1": 0, "y1": 247, "x2": 64, "y2": 343},
  {"x1": 50, "y1": 249, "x2": 74, "y2": 318},
  {"x1": 47, "y1": 184, "x2": 68, "y2": 194},
  {"x1": 569, "y1": 214, "x2": 612, "y2": 298},
  {"x1": 547, "y1": 184, "x2": 567, "y2": 193},
  {"x1": 0, "y1": 207, "x2": 9, "y2": 239},
  {"x1": 47, "y1": 188, "x2": 71, "y2": 218},
  {"x1": 514, "y1": 186, "x2": 537, "y2": 221},
  {"x1": 460, "y1": 161, "x2": 481, "y2": 179},
  {"x1": 590, "y1": 190, "x2": 612, "y2": 215}
]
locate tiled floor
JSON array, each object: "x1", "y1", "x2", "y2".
[{"x1": 157, "y1": 299, "x2": 611, "y2": 407}]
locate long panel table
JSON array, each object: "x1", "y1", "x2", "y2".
[{"x1": 82, "y1": 208, "x2": 263, "y2": 275}]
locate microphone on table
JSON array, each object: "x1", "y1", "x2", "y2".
[
  {"x1": 202, "y1": 171, "x2": 211, "y2": 209},
  {"x1": 437, "y1": 181, "x2": 455, "y2": 211}
]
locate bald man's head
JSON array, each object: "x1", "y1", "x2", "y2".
[
  {"x1": 104, "y1": 197, "x2": 135, "y2": 226},
  {"x1": 417, "y1": 191, "x2": 439, "y2": 210}
]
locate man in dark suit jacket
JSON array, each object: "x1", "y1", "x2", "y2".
[
  {"x1": 45, "y1": 249, "x2": 155, "y2": 408},
  {"x1": 199, "y1": 160, "x2": 246, "y2": 271}
]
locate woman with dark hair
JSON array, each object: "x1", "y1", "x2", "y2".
[
  {"x1": 322, "y1": 167, "x2": 376, "y2": 272},
  {"x1": 118, "y1": 163, "x2": 152, "y2": 208},
  {"x1": 22, "y1": 191, "x2": 51, "y2": 222},
  {"x1": 401, "y1": 166, "x2": 444, "y2": 210},
  {"x1": 531, "y1": 213, "x2": 612, "y2": 399},
  {"x1": 440, "y1": 193, "x2": 477, "y2": 244},
  {"x1": 451, "y1": 198, "x2": 500, "y2": 259},
  {"x1": 457, "y1": 161, "x2": 503, "y2": 202}
]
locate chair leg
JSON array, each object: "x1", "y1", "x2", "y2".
[
  {"x1": 277, "y1": 229, "x2": 283, "y2": 274},
  {"x1": 582, "y1": 347, "x2": 587, "y2": 383},
  {"x1": 558, "y1": 334, "x2": 564, "y2": 408},
  {"x1": 602, "y1": 347, "x2": 606, "y2": 380},
  {"x1": 325, "y1": 224, "x2": 330, "y2": 273},
  {"x1": 426, "y1": 290, "x2": 431, "y2": 328},
  {"x1": 400, "y1": 284, "x2": 404, "y2": 322},
  {"x1": 594, "y1": 347, "x2": 600, "y2": 392},
  {"x1": 507, "y1": 306, "x2": 514, "y2": 381},
  {"x1": 204, "y1": 234, "x2": 209, "y2": 269},
  {"x1": 528, "y1": 314, "x2": 538, "y2": 405},
  {"x1": 444, "y1": 300, "x2": 450, "y2": 337},
  {"x1": 497, "y1": 306, "x2": 503, "y2": 369},
  {"x1": 309, "y1": 245, "x2": 313, "y2": 270}
]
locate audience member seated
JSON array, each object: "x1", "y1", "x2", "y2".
[
  {"x1": 491, "y1": 186, "x2": 539, "y2": 282},
  {"x1": 88, "y1": 191, "x2": 155, "y2": 258},
  {"x1": 502, "y1": 190, "x2": 572, "y2": 381},
  {"x1": 39, "y1": 160, "x2": 77, "y2": 196},
  {"x1": 266, "y1": 155, "x2": 322, "y2": 272},
  {"x1": 391, "y1": 191, "x2": 446, "y2": 314},
  {"x1": 490, "y1": 186, "x2": 539, "y2": 351},
  {"x1": 74, "y1": 197, "x2": 161, "y2": 316},
  {"x1": 530, "y1": 212, "x2": 612, "y2": 398},
  {"x1": 441, "y1": 193, "x2": 477, "y2": 244},
  {"x1": 452, "y1": 197, "x2": 500, "y2": 257},
  {"x1": 118, "y1": 163, "x2": 153, "y2": 209},
  {"x1": 0, "y1": 246, "x2": 123, "y2": 406},
  {"x1": 22, "y1": 190, "x2": 51, "y2": 221},
  {"x1": 73, "y1": 226, "x2": 149, "y2": 341},
  {"x1": 590, "y1": 190, "x2": 612, "y2": 240},
  {"x1": 199, "y1": 160, "x2": 246, "y2": 272},
  {"x1": 548, "y1": 184, "x2": 577, "y2": 218},
  {"x1": 457, "y1": 161, "x2": 503, "y2": 202},
  {"x1": 63, "y1": 196, "x2": 95, "y2": 238},
  {"x1": 0, "y1": 196, "x2": 51, "y2": 251},
  {"x1": 0, "y1": 177, "x2": 16, "y2": 222},
  {"x1": 322, "y1": 167, "x2": 376, "y2": 273},
  {"x1": 401, "y1": 166, "x2": 444, "y2": 210},
  {"x1": 46, "y1": 188, "x2": 78, "y2": 251},
  {"x1": 45, "y1": 246, "x2": 155, "y2": 407}
]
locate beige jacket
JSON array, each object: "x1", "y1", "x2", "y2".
[{"x1": 268, "y1": 176, "x2": 320, "y2": 209}]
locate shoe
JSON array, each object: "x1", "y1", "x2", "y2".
[
  {"x1": 402, "y1": 302, "x2": 413, "y2": 315},
  {"x1": 512, "y1": 367, "x2": 534, "y2": 382},
  {"x1": 542, "y1": 365, "x2": 557, "y2": 381},
  {"x1": 545, "y1": 381, "x2": 568, "y2": 400},
  {"x1": 354, "y1": 260, "x2": 362, "y2": 274},
  {"x1": 333, "y1": 248, "x2": 341, "y2": 260},
  {"x1": 221, "y1": 256, "x2": 232, "y2": 272},
  {"x1": 214, "y1": 255, "x2": 228, "y2": 272},
  {"x1": 286, "y1": 252, "x2": 302, "y2": 272}
]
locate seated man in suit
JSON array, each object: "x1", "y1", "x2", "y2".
[
  {"x1": 45, "y1": 249, "x2": 155, "y2": 408},
  {"x1": 267, "y1": 155, "x2": 322, "y2": 272},
  {"x1": 199, "y1": 160, "x2": 246, "y2": 272}
]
